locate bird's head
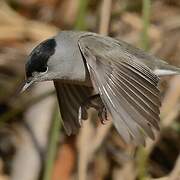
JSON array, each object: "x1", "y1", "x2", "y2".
[
  {"x1": 21, "y1": 38, "x2": 57, "y2": 92},
  {"x1": 21, "y1": 32, "x2": 88, "y2": 92}
]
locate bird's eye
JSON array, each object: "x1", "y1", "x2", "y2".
[{"x1": 40, "y1": 66, "x2": 48, "y2": 74}]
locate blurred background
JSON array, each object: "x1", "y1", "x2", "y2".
[{"x1": 0, "y1": 0, "x2": 180, "y2": 180}]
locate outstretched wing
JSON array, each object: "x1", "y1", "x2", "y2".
[
  {"x1": 78, "y1": 35, "x2": 161, "y2": 145},
  {"x1": 54, "y1": 81, "x2": 93, "y2": 135}
]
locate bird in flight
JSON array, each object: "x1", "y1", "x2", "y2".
[{"x1": 21, "y1": 31, "x2": 180, "y2": 145}]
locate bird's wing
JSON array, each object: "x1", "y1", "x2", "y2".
[
  {"x1": 54, "y1": 81, "x2": 93, "y2": 135},
  {"x1": 78, "y1": 35, "x2": 161, "y2": 145}
]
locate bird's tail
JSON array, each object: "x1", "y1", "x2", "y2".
[{"x1": 154, "y1": 63, "x2": 180, "y2": 76}]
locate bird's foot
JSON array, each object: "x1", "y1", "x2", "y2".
[
  {"x1": 78, "y1": 94, "x2": 109, "y2": 125},
  {"x1": 98, "y1": 106, "x2": 109, "y2": 124}
]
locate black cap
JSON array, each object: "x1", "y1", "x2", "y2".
[{"x1": 25, "y1": 38, "x2": 56, "y2": 78}]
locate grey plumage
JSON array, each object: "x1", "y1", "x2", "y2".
[
  {"x1": 53, "y1": 81, "x2": 93, "y2": 135},
  {"x1": 22, "y1": 31, "x2": 180, "y2": 145}
]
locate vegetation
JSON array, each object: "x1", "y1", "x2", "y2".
[{"x1": 0, "y1": 0, "x2": 180, "y2": 179}]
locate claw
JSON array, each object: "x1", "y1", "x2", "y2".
[
  {"x1": 98, "y1": 106, "x2": 109, "y2": 124},
  {"x1": 78, "y1": 94, "x2": 109, "y2": 125},
  {"x1": 78, "y1": 105, "x2": 88, "y2": 125},
  {"x1": 78, "y1": 106, "x2": 83, "y2": 125}
]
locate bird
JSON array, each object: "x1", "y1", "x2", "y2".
[{"x1": 21, "y1": 31, "x2": 180, "y2": 145}]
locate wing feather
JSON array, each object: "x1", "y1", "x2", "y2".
[
  {"x1": 78, "y1": 35, "x2": 161, "y2": 145},
  {"x1": 107, "y1": 71, "x2": 159, "y2": 132},
  {"x1": 54, "y1": 81, "x2": 92, "y2": 135},
  {"x1": 108, "y1": 65, "x2": 160, "y2": 129},
  {"x1": 115, "y1": 67, "x2": 160, "y2": 114}
]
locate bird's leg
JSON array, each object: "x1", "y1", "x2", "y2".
[{"x1": 78, "y1": 94, "x2": 109, "y2": 124}]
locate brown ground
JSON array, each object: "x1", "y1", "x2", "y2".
[{"x1": 0, "y1": 0, "x2": 180, "y2": 180}]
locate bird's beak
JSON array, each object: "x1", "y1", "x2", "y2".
[{"x1": 20, "y1": 79, "x2": 35, "y2": 93}]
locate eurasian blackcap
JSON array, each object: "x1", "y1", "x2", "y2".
[{"x1": 21, "y1": 31, "x2": 180, "y2": 145}]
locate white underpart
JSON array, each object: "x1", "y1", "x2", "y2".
[{"x1": 154, "y1": 69, "x2": 180, "y2": 76}]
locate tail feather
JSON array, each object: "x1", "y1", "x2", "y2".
[{"x1": 154, "y1": 64, "x2": 180, "y2": 76}]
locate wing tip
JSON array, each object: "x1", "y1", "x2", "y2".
[{"x1": 118, "y1": 125, "x2": 160, "y2": 146}]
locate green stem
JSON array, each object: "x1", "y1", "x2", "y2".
[
  {"x1": 42, "y1": 104, "x2": 61, "y2": 180},
  {"x1": 140, "y1": 0, "x2": 151, "y2": 51},
  {"x1": 137, "y1": 1, "x2": 151, "y2": 180},
  {"x1": 136, "y1": 147, "x2": 149, "y2": 180},
  {"x1": 75, "y1": 0, "x2": 89, "y2": 30}
]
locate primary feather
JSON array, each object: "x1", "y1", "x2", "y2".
[{"x1": 78, "y1": 34, "x2": 161, "y2": 145}]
